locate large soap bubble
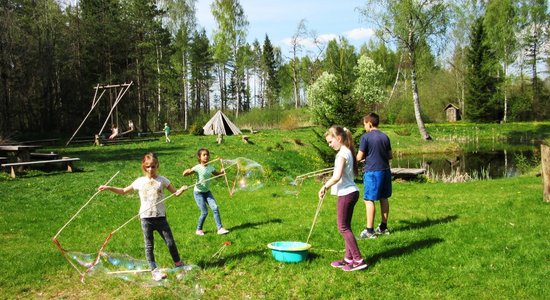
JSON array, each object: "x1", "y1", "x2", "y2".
[
  {"x1": 221, "y1": 157, "x2": 265, "y2": 194},
  {"x1": 65, "y1": 251, "x2": 199, "y2": 287}
]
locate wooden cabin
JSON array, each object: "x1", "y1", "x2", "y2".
[{"x1": 444, "y1": 103, "x2": 461, "y2": 122}]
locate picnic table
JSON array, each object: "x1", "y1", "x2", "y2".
[
  {"x1": 0, "y1": 145, "x2": 80, "y2": 178},
  {"x1": 0, "y1": 145, "x2": 41, "y2": 172}
]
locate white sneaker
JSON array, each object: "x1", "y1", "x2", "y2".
[
  {"x1": 359, "y1": 229, "x2": 377, "y2": 239},
  {"x1": 195, "y1": 229, "x2": 205, "y2": 236},
  {"x1": 151, "y1": 268, "x2": 167, "y2": 281},
  {"x1": 217, "y1": 228, "x2": 229, "y2": 235}
]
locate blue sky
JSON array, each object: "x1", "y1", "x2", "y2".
[{"x1": 195, "y1": 0, "x2": 376, "y2": 58}]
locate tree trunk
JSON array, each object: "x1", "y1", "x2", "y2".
[
  {"x1": 388, "y1": 53, "x2": 404, "y2": 103},
  {"x1": 156, "y1": 45, "x2": 162, "y2": 129},
  {"x1": 542, "y1": 144, "x2": 550, "y2": 202},
  {"x1": 136, "y1": 58, "x2": 143, "y2": 131},
  {"x1": 503, "y1": 60, "x2": 508, "y2": 123},
  {"x1": 410, "y1": 60, "x2": 431, "y2": 140},
  {"x1": 181, "y1": 51, "x2": 189, "y2": 130},
  {"x1": 292, "y1": 59, "x2": 300, "y2": 108}
]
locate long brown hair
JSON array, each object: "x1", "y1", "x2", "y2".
[{"x1": 325, "y1": 126, "x2": 358, "y2": 176}]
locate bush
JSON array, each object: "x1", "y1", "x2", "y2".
[
  {"x1": 188, "y1": 123, "x2": 204, "y2": 136},
  {"x1": 280, "y1": 114, "x2": 300, "y2": 130}
]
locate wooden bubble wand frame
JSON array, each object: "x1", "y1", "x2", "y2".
[
  {"x1": 292, "y1": 167, "x2": 335, "y2": 196},
  {"x1": 70, "y1": 161, "x2": 238, "y2": 282},
  {"x1": 52, "y1": 171, "x2": 120, "y2": 279}
]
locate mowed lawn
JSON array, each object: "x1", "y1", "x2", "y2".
[{"x1": 0, "y1": 130, "x2": 548, "y2": 299}]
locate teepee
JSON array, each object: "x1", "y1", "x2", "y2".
[{"x1": 203, "y1": 110, "x2": 242, "y2": 135}]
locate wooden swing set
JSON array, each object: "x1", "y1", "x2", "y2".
[{"x1": 66, "y1": 82, "x2": 134, "y2": 146}]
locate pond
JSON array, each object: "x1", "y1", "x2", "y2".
[{"x1": 392, "y1": 147, "x2": 540, "y2": 180}]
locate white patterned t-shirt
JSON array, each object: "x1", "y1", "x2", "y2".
[{"x1": 131, "y1": 175, "x2": 170, "y2": 218}]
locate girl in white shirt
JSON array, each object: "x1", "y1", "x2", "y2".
[
  {"x1": 99, "y1": 152, "x2": 187, "y2": 281},
  {"x1": 319, "y1": 126, "x2": 367, "y2": 272}
]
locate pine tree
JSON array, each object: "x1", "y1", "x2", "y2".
[{"x1": 465, "y1": 17, "x2": 502, "y2": 122}]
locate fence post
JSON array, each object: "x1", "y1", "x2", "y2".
[{"x1": 542, "y1": 144, "x2": 550, "y2": 202}]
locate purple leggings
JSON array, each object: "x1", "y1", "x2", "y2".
[{"x1": 337, "y1": 191, "x2": 363, "y2": 261}]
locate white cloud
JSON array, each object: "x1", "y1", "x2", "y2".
[
  {"x1": 317, "y1": 34, "x2": 339, "y2": 43},
  {"x1": 345, "y1": 27, "x2": 375, "y2": 41}
]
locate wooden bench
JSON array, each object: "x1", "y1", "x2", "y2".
[
  {"x1": 30, "y1": 152, "x2": 60, "y2": 160},
  {"x1": 101, "y1": 137, "x2": 158, "y2": 145},
  {"x1": 1, "y1": 157, "x2": 80, "y2": 178},
  {"x1": 391, "y1": 168, "x2": 426, "y2": 179}
]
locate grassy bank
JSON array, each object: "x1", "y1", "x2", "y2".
[{"x1": 0, "y1": 127, "x2": 549, "y2": 299}]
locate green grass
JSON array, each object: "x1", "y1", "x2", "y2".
[{"x1": 0, "y1": 127, "x2": 549, "y2": 299}]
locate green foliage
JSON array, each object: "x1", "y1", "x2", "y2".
[
  {"x1": 359, "y1": 40, "x2": 399, "y2": 86},
  {"x1": 234, "y1": 107, "x2": 310, "y2": 130},
  {"x1": 307, "y1": 72, "x2": 363, "y2": 128},
  {"x1": 393, "y1": 126, "x2": 413, "y2": 136},
  {"x1": 513, "y1": 152, "x2": 539, "y2": 173},
  {"x1": 188, "y1": 113, "x2": 210, "y2": 135},
  {"x1": 262, "y1": 35, "x2": 281, "y2": 107},
  {"x1": 353, "y1": 55, "x2": 386, "y2": 106},
  {"x1": 323, "y1": 38, "x2": 357, "y2": 93},
  {"x1": 465, "y1": 17, "x2": 503, "y2": 122}
]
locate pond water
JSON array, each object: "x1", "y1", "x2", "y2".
[{"x1": 392, "y1": 147, "x2": 540, "y2": 179}]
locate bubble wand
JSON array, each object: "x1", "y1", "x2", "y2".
[
  {"x1": 83, "y1": 163, "x2": 238, "y2": 281},
  {"x1": 52, "y1": 171, "x2": 120, "y2": 278},
  {"x1": 219, "y1": 158, "x2": 232, "y2": 197},
  {"x1": 306, "y1": 193, "x2": 326, "y2": 244},
  {"x1": 291, "y1": 167, "x2": 334, "y2": 196},
  {"x1": 295, "y1": 167, "x2": 334, "y2": 180}
]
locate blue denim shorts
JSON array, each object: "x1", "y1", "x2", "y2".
[{"x1": 363, "y1": 170, "x2": 392, "y2": 201}]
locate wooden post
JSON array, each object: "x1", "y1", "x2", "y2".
[{"x1": 542, "y1": 144, "x2": 550, "y2": 202}]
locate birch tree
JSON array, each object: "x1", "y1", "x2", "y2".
[
  {"x1": 159, "y1": 0, "x2": 196, "y2": 129},
  {"x1": 359, "y1": 0, "x2": 450, "y2": 140},
  {"x1": 211, "y1": 0, "x2": 248, "y2": 115},
  {"x1": 484, "y1": 0, "x2": 518, "y2": 123}
]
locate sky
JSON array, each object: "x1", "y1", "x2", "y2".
[{"x1": 195, "y1": 0, "x2": 377, "y2": 58}]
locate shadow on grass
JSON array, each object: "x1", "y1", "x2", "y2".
[
  {"x1": 199, "y1": 249, "x2": 266, "y2": 269},
  {"x1": 229, "y1": 219, "x2": 283, "y2": 231},
  {"x1": 368, "y1": 237, "x2": 444, "y2": 267},
  {"x1": 394, "y1": 215, "x2": 458, "y2": 232}
]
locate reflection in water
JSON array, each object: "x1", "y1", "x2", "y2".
[{"x1": 393, "y1": 149, "x2": 539, "y2": 179}]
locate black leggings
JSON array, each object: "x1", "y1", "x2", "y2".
[{"x1": 140, "y1": 217, "x2": 181, "y2": 269}]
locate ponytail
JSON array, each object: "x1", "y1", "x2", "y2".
[{"x1": 326, "y1": 126, "x2": 358, "y2": 176}]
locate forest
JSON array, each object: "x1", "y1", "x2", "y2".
[{"x1": 0, "y1": 0, "x2": 548, "y2": 138}]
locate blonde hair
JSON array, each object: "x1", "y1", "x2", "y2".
[
  {"x1": 141, "y1": 152, "x2": 159, "y2": 173},
  {"x1": 325, "y1": 126, "x2": 358, "y2": 176}
]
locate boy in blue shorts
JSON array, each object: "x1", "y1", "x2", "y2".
[{"x1": 356, "y1": 113, "x2": 392, "y2": 239}]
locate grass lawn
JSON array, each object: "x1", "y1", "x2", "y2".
[{"x1": 0, "y1": 127, "x2": 549, "y2": 299}]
